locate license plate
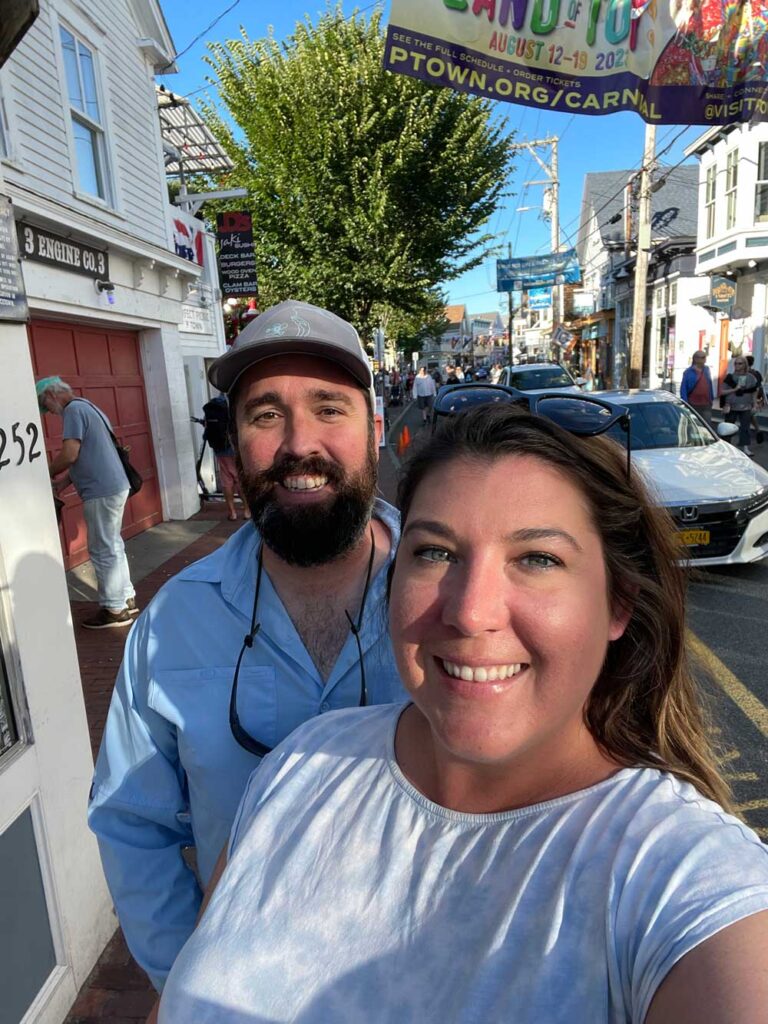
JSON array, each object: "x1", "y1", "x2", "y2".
[{"x1": 679, "y1": 529, "x2": 710, "y2": 546}]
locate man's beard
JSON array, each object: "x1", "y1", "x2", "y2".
[{"x1": 236, "y1": 440, "x2": 378, "y2": 567}]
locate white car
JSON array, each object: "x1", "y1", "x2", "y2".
[
  {"x1": 599, "y1": 390, "x2": 768, "y2": 567},
  {"x1": 499, "y1": 362, "x2": 584, "y2": 394}
]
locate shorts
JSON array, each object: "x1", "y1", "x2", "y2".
[
  {"x1": 216, "y1": 454, "x2": 239, "y2": 490},
  {"x1": 417, "y1": 395, "x2": 434, "y2": 410}
]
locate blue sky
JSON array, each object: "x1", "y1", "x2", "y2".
[{"x1": 158, "y1": 0, "x2": 702, "y2": 317}]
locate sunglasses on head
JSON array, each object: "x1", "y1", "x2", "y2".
[{"x1": 431, "y1": 384, "x2": 633, "y2": 479}]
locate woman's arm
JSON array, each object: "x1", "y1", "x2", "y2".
[
  {"x1": 145, "y1": 845, "x2": 230, "y2": 1023},
  {"x1": 645, "y1": 910, "x2": 768, "y2": 1024}
]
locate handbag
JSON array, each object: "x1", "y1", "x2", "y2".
[{"x1": 73, "y1": 399, "x2": 143, "y2": 497}]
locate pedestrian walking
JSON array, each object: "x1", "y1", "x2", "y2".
[
  {"x1": 746, "y1": 356, "x2": 765, "y2": 444},
  {"x1": 154, "y1": 403, "x2": 768, "y2": 1024},
  {"x1": 88, "y1": 300, "x2": 405, "y2": 991},
  {"x1": 680, "y1": 351, "x2": 715, "y2": 426},
  {"x1": 37, "y1": 377, "x2": 137, "y2": 628},
  {"x1": 721, "y1": 356, "x2": 759, "y2": 456},
  {"x1": 202, "y1": 394, "x2": 251, "y2": 521},
  {"x1": 414, "y1": 366, "x2": 437, "y2": 425}
]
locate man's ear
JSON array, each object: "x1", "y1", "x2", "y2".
[{"x1": 373, "y1": 411, "x2": 384, "y2": 453}]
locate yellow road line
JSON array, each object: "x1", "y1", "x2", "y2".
[
  {"x1": 735, "y1": 799, "x2": 768, "y2": 813},
  {"x1": 720, "y1": 749, "x2": 741, "y2": 764},
  {"x1": 723, "y1": 772, "x2": 759, "y2": 782},
  {"x1": 688, "y1": 631, "x2": 768, "y2": 739}
]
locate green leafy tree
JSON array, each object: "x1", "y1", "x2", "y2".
[{"x1": 201, "y1": 5, "x2": 514, "y2": 338}]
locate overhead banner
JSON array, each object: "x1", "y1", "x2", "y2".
[
  {"x1": 384, "y1": 0, "x2": 768, "y2": 125},
  {"x1": 497, "y1": 248, "x2": 580, "y2": 292}
]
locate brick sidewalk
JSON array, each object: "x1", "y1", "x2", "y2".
[
  {"x1": 66, "y1": 506, "x2": 241, "y2": 1023},
  {"x1": 65, "y1": 447, "x2": 405, "y2": 1022}
]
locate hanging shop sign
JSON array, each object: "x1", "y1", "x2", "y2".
[
  {"x1": 572, "y1": 290, "x2": 596, "y2": 315},
  {"x1": 528, "y1": 286, "x2": 552, "y2": 310},
  {"x1": 217, "y1": 211, "x2": 258, "y2": 298},
  {"x1": 383, "y1": 0, "x2": 768, "y2": 125},
  {"x1": 497, "y1": 248, "x2": 580, "y2": 292},
  {"x1": 0, "y1": 197, "x2": 28, "y2": 322},
  {"x1": 710, "y1": 275, "x2": 737, "y2": 312},
  {"x1": 17, "y1": 222, "x2": 108, "y2": 279}
]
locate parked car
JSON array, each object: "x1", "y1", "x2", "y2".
[
  {"x1": 598, "y1": 390, "x2": 768, "y2": 567},
  {"x1": 499, "y1": 362, "x2": 584, "y2": 393}
]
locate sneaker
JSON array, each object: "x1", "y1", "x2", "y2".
[
  {"x1": 126, "y1": 597, "x2": 140, "y2": 617},
  {"x1": 82, "y1": 607, "x2": 132, "y2": 629},
  {"x1": 757, "y1": 431, "x2": 764, "y2": 444},
  {"x1": 744, "y1": 446, "x2": 755, "y2": 457}
]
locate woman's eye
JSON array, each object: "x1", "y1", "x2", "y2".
[
  {"x1": 519, "y1": 552, "x2": 562, "y2": 569},
  {"x1": 415, "y1": 546, "x2": 454, "y2": 564}
]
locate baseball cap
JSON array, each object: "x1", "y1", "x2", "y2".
[{"x1": 208, "y1": 300, "x2": 376, "y2": 409}]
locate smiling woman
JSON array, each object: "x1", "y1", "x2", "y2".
[{"x1": 156, "y1": 405, "x2": 768, "y2": 1024}]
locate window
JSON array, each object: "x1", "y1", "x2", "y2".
[
  {"x1": 59, "y1": 26, "x2": 110, "y2": 201},
  {"x1": 725, "y1": 149, "x2": 738, "y2": 230},
  {"x1": 669, "y1": 282, "x2": 677, "y2": 307},
  {"x1": 656, "y1": 286, "x2": 666, "y2": 309},
  {"x1": 756, "y1": 143, "x2": 768, "y2": 223},
  {"x1": 705, "y1": 164, "x2": 717, "y2": 238}
]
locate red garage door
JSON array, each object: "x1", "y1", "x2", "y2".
[{"x1": 29, "y1": 320, "x2": 163, "y2": 569}]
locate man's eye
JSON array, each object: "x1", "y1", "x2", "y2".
[
  {"x1": 519, "y1": 552, "x2": 562, "y2": 569},
  {"x1": 415, "y1": 546, "x2": 454, "y2": 563}
]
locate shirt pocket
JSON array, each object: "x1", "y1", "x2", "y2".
[{"x1": 149, "y1": 667, "x2": 278, "y2": 774}]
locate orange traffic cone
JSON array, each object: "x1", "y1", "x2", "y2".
[{"x1": 402, "y1": 425, "x2": 411, "y2": 451}]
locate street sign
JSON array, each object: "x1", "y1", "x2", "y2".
[{"x1": 0, "y1": 197, "x2": 28, "y2": 322}]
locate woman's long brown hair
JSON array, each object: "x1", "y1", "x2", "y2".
[{"x1": 395, "y1": 403, "x2": 732, "y2": 810}]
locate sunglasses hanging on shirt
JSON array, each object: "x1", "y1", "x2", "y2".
[{"x1": 229, "y1": 529, "x2": 376, "y2": 757}]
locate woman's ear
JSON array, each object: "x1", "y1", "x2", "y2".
[{"x1": 609, "y1": 586, "x2": 638, "y2": 642}]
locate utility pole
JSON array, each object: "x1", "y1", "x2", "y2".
[
  {"x1": 628, "y1": 124, "x2": 656, "y2": 389},
  {"x1": 507, "y1": 242, "x2": 514, "y2": 368},
  {"x1": 508, "y1": 136, "x2": 561, "y2": 357}
]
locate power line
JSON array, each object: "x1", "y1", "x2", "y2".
[{"x1": 159, "y1": 0, "x2": 243, "y2": 75}]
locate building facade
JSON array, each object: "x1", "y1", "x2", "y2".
[
  {"x1": 0, "y1": 3, "x2": 225, "y2": 1021},
  {"x1": 687, "y1": 122, "x2": 768, "y2": 387}
]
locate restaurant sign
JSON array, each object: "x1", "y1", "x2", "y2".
[
  {"x1": 710, "y1": 275, "x2": 736, "y2": 312},
  {"x1": 17, "y1": 222, "x2": 109, "y2": 279}
]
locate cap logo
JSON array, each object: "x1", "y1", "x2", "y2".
[{"x1": 264, "y1": 323, "x2": 289, "y2": 338}]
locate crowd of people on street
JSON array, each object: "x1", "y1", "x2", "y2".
[{"x1": 38, "y1": 302, "x2": 768, "y2": 1021}]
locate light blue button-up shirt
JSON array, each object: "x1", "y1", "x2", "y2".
[{"x1": 88, "y1": 499, "x2": 403, "y2": 990}]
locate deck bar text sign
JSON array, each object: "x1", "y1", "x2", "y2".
[{"x1": 0, "y1": 197, "x2": 28, "y2": 322}]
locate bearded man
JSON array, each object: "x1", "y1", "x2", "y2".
[{"x1": 88, "y1": 301, "x2": 404, "y2": 990}]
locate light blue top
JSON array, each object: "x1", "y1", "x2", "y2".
[
  {"x1": 62, "y1": 399, "x2": 129, "y2": 500},
  {"x1": 160, "y1": 704, "x2": 768, "y2": 1024},
  {"x1": 88, "y1": 500, "x2": 404, "y2": 991}
]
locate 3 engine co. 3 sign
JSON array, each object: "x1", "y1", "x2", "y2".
[{"x1": 17, "y1": 222, "x2": 109, "y2": 280}]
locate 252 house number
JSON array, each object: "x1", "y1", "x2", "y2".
[{"x1": 0, "y1": 422, "x2": 42, "y2": 471}]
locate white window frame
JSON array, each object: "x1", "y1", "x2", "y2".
[
  {"x1": 756, "y1": 142, "x2": 768, "y2": 224},
  {"x1": 669, "y1": 281, "x2": 677, "y2": 309},
  {"x1": 705, "y1": 164, "x2": 717, "y2": 239},
  {"x1": 56, "y1": 20, "x2": 113, "y2": 206},
  {"x1": 725, "y1": 149, "x2": 738, "y2": 231}
]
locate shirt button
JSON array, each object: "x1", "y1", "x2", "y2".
[{"x1": 319, "y1": 702, "x2": 331, "y2": 713}]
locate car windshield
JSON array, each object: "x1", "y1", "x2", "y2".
[
  {"x1": 603, "y1": 401, "x2": 717, "y2": 450},
  {"x1": 508, "y1": 367, "x2": 574, "y2": 390}
]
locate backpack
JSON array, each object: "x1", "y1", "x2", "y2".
[{"x1": 202, "y1": 397, "x2": 231, "y2": 454}]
